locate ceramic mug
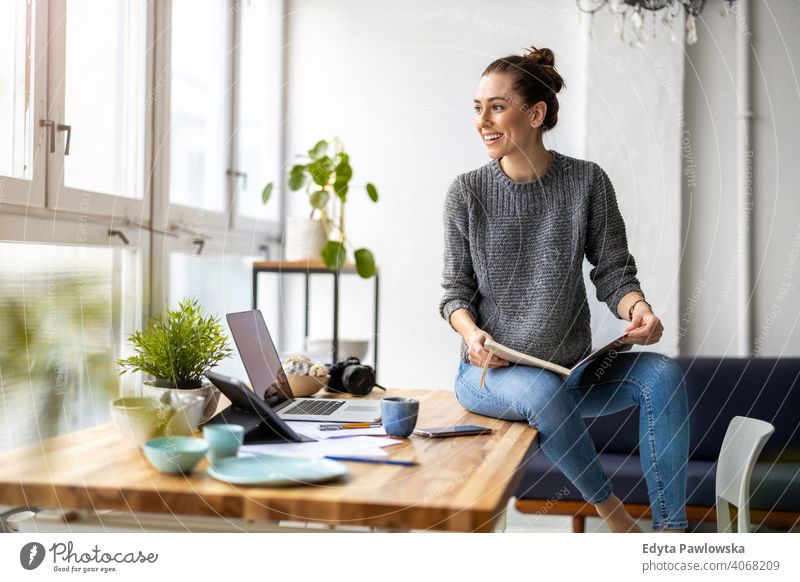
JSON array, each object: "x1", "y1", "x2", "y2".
[
  {"x1": 380, "y1": 397, "x2": 419, "y2": 437},
  {"x1": 110, "y1": 397, "x2": 171, "y2": 447},
  {"x1": 203, "y1": 424, "x2": 245, "y2": 464}
]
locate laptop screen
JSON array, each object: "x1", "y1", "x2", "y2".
[{"x1": 226, "y1": 310, "x2": 294, "y2": 406}]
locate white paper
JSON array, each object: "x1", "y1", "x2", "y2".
[
  {"x1": 239, "y1": 435, "x2": 401, "y2": 459},
  {"x1": 286, "y1": 420, "x2": 387, "y2": 440}
]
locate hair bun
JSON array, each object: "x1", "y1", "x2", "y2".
[{"x1": 525, "y1": 46, "x2": 555, "y2": 68}]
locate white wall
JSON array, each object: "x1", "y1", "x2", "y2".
[
  {"x1": 582, "y1": 8, "x2": 685, "y2": 355},
  {"x1": 682, "y1": 1, "x2": 800, "y2": 357},
  {"x1": 279, "y1": 0, "x2": 800, "y2": 391},
  {"x1": 282, "y1": 0, "x2": 587, "y2": 389}
]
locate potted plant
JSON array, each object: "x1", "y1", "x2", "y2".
[
  {"x1": 117, "y1": 298, "x2": 233, "y2": 424},
  {"x1": 262, "y1": 137, "x2": 379, "y2": 278}
]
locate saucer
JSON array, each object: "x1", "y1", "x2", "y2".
[{"x1": 207, "y1": 455, "x2": 349, "y2": 486}]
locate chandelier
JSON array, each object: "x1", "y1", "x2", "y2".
[{"x1": 576, "y1": 0, "x2": 737, "y2": 46}]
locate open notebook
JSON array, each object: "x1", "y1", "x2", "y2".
[{"x1": 479, "y1": 335, "x2": 633, "y2": 389}]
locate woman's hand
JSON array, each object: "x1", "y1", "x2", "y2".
[
  {"x1": 621, "y1": 303, "x2": 663, "y2": 345},
  {"x1": 465, "y1": 329, "x2": 510, "y2": 368}
]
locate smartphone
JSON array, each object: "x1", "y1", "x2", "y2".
[{"x1": 413, "y1": 425, "x2": 493, "y2": 438}]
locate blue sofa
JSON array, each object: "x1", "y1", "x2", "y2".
[{"x1": 514, "y1": 357, "x2": 800, "y2": 532}]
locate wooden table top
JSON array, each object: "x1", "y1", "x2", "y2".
[{"x1": 0, "y1": 388, "x2": 537, "y2": 532}]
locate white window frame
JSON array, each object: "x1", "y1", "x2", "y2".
[
  {"x1": 150, "y1": 0, "x2": 285, "y2": 313},
  {"x1": 43, "y1": 0, "x2": 153, "y2": 221},
  {"x1": 2, "y1": 0, "x2": 286, "y2": 322},
  {"x1": 0, "y1": 0, "x2": 47, "y2": 208}
]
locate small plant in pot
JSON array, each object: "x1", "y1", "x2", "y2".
[
  {"x1": 117, "y1": 298, "x2": 233, "y2": 425},
  {"x1": 262, "y1": 137, "x2": 379, "y2": 278}
]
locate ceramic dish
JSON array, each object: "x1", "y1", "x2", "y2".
[
  {"x1": 207, "y1": 454, "x2": 348, "y2": 486},
  {"x1": 144, "y1": 436, "x2": 209, "y2": 474}
]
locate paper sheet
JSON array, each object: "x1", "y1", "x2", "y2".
[
  {"x1": 285, "y1": 421, "x2": 387, "y2": 440},
  {"x1": 239, "y1": 435, "x2": 402, "y2": 459}
]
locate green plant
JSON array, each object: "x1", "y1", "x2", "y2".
[
  {"x1": 262, "y1": 137, "x2": 379, "y2": 278},
  {"x1": 117, "y1": 298, "x2": 232, "y2": 388}
]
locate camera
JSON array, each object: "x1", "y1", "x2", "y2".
[{"x1": 325, "y1": 357, "x2": 379, "y2": 396}]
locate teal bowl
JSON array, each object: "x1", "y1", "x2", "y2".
[{"x1": 143, "y1": 436, "x2": 209, "y2": 474}]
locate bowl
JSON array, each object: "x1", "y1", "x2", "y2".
[
  {"x1": 110, "y1": 397, "x2": 170, "y2": 448},
  {"x1": 286, "y1": 374, "x2": 330, "y2": 397},
  {"x1": 143, "y1": 436, "x2": 209, "y2": 474},
  {"x1": 305, "y1": 338, "x2": 369, "y2": 361}
]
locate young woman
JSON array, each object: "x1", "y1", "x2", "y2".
[{"x1": 439, "y1": 47, "x2": 689, "y2": 533}]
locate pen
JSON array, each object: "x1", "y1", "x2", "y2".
[
  {"x1": 323, "y1": 455, "x2": 419, "y2": 467},
  {"x1": 319, "y1": 423, "x2": 382, "y2": 431}
]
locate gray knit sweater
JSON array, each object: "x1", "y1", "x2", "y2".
[{"x1": 439, "y1": 149, "x2": 643, "y2": 368}]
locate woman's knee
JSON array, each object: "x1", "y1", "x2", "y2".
[
  {"x1": 513, "y1": 373, "x2": 576, "y2": 425},
  {"x1": 637, "y1": 353, "x2": 687, "y2": 406}
]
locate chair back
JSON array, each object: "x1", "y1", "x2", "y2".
[{"x1": 716, "y1": 416, "x2": 775, "y2": 533}]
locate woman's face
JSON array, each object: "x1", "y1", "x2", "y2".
[{"x1": 474, "y1": 72, "x2": 540, "y2": 159}]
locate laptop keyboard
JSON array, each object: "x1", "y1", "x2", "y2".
[{"x1": 282, "y1": 399, "x2": 346, "y2": 416}]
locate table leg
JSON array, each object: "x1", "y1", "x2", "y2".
[
  {"x1": 332, "y1": 270, "x2": 339, "y2": 364},
  {"x1": 374, "y1": 272, "x2": 380, "y2": 378},
  {"x1": 252, "y1": 269, "x2": 259, "y2": 310},
  {"x1": 304, "y1": 272, "x2": 310, "y2": 349}
]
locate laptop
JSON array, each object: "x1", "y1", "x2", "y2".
[{"x1": 226, "y1": 310, "x2": 382, "y2": 423}]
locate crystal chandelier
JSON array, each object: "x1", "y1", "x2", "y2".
[{"x1": 576, "y1": 0, "x2": 737, "y2": 46}]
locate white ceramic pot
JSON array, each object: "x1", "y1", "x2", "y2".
[
  {"x1": 284, "y1": 217, "x2": 328, "y2": 262},
  {"x1": 141, "y1": 379, "x2": 220, "y2": 425}
]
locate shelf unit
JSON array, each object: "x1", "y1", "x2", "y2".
[{"x1": 252, "y1": 260, "x2": 380, "y2": 378}]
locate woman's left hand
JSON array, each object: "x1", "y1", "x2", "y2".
[{"x1": 621, "y1": 303, "x2": 663, "y2": 345}]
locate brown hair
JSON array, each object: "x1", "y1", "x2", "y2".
[{"x1": 481, "y1": 46, "x2": 565, "y2": 131}]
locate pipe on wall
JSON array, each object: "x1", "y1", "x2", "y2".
[{"x1": 734, "y1": 0, "x2": 753, "y2": 355}]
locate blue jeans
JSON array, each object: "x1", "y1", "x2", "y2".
[{"x1": 454, "y1": 351, "x2": 689, "y2": 530}]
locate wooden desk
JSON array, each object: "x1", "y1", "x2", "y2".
[{"x1": 0, "y1": 389, "x2": 537, "y2": 533}]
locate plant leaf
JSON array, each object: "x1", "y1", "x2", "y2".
[
  {"x1": 308, "y1": 157, "x2": 333, "y2": 187},
  {"x1": 117, "y1": 297, "x2": 232, "y2": 384},
  {"x1": 308, "y1": 140, "x2": 329, "y2": 160},
  {"x1": 333, "y1": 152, "x2": 349, "y2": 168},
  {"x1": 288, "y1": 165, "x2": 307, "y2": 191},
  {"x1": 366, "y1": 182, "x2": 379, "y2": 202},
  {"x1": 354, "y1": 248, "x2": 376, "y2": 278},
  {"x1": 309, "y1": 189, "x2": 330, "y2": 210},
  {"x1": 261, "y1": 183, "x2": 273, "y2": 204},
  {"x1": 321, "y1": 241, "x2": 346, "y2": 271}
]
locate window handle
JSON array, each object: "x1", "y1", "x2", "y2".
[
  {"x1": 57, "y1": 123, "x2": 72, "y2": 155},
  {"x1": 39, "y1": 119, "x2": 55, "y2": 153}
]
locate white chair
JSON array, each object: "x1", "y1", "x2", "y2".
[{"x1": 716, "y1": 415, "x2": 775, "y2": 533}]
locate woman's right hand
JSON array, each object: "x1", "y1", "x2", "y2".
[{"x1": 465, "y1": 329, "x2": 510, "y2": 368}]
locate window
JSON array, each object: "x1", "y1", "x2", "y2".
[
  {"x1": 235, "y1": 0, "x2": 283, "y2": 222},
  {"x1": 0, "y1": 0, "x2": 30, "y2": 180},
  {"x1": 63, "y1": 0, "x2": 146, "y2": 199},
  {"x1": 168, "y1": 0, "x2": 229, "y2": 212},
  {"x1": 0, "y1": 242, "x2": 140, "y2": 453},
  {"x1": 0, "y1": 0, "x2": 45, "y2": 206},
  {"x1": 0, "y1": 0, "x2": 285, "y2": 448}
]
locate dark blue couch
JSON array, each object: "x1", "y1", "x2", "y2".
[{"x1": 514, "y1": 357, "x2": 800, "y2": 532}]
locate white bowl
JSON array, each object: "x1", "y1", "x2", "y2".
[
  {"x1": 305, "y1": 338, "x2": 369, "y2": 361},
  {"x1": 287, "y1": 374, "x2": 330, "y2": 397}
]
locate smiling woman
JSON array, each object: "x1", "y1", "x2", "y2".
[{"x1": 439, "y1": 46, "x2": 688, "y2": 534}]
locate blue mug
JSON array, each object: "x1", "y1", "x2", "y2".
[
  {"x1": 203, "y1": 424, "x2": 245, "y2": 464},
  {"x1": 381, "y1": 397, "x2": 419, "y2": 437}
]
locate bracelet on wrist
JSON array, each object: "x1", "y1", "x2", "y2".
[{"x1": 628, "y1": 299, "x2": 651, "y2": 322}]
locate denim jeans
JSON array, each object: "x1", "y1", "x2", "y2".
[{"x1": 454, "y1": 350, "x2": 689, "y2": 530}]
